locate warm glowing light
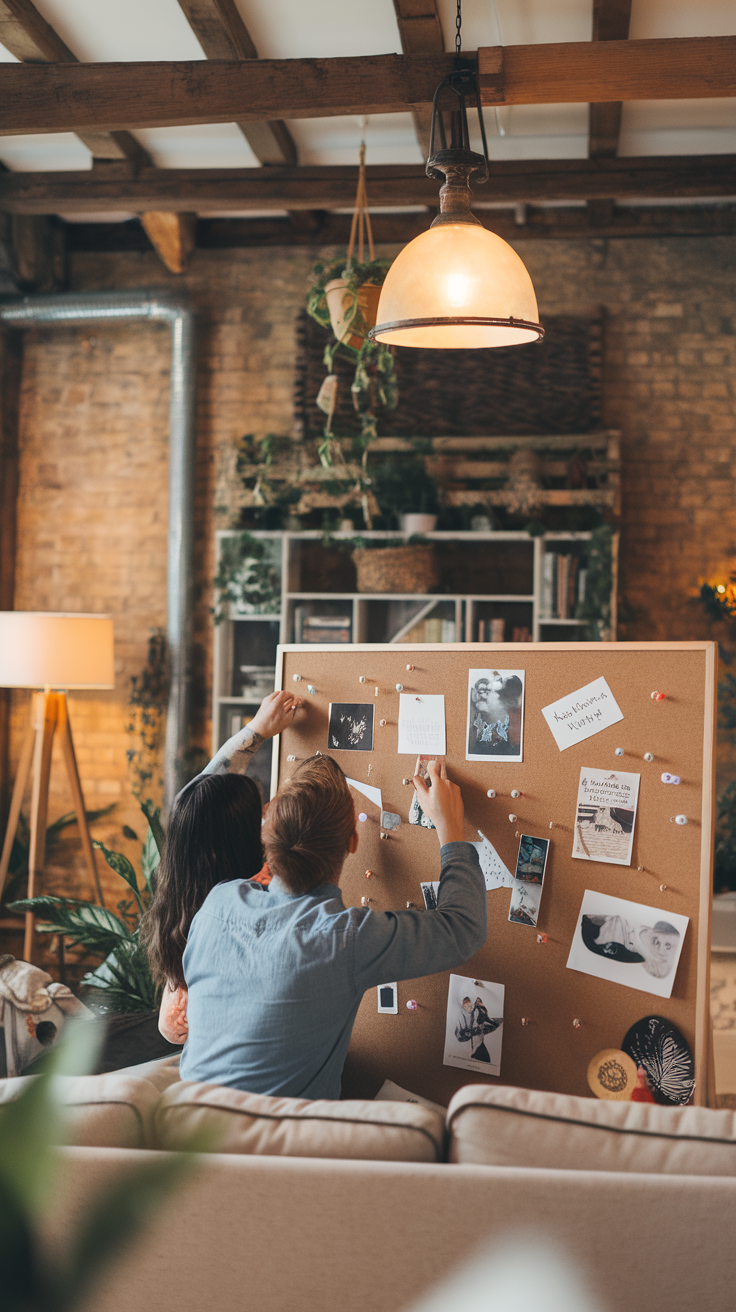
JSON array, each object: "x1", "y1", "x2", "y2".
[
  {"x1": 372, "y1": 223, "x2": 541, "y2": 349},
  {"x1": 717, "y1": 585, "x2": 726, "y2": 593}
]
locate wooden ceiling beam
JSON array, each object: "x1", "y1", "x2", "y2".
[
  {"x1": 66, "y1": 204, "x2": 736, "y2": 254},
  {"x1": 176, "y1": 0, "x2": 297, "y2": 165},
  {"x1": 589, "y1": 0, "x2": 632, "y2": 160},
  {"x1": 393, "y1": 0, "x2": 445, "y2": 158},
  {"x1": 0, "y1": 0, "x2": 150, "y2": 164},
  {"x1": 3, "y1": 156, "x2": 735, "y2": 213},
  {"x1": 2, "y1": 37, "x2": 735, "y2": 136}
]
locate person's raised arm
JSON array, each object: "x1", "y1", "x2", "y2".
[{"x1": 203, "y1": 690, "x2": 304, "y2": 777}]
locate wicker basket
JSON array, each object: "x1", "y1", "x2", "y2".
[{"x1": 352, "y1": 545, "x2": 438, "y2": 594}]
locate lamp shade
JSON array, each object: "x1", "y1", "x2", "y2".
[
  {"x1": 0, "y1": 613, "x2": 115, "y2": 689},
  {"x1": 371, "y1": 222, "x2": 542, "y2": 349}
]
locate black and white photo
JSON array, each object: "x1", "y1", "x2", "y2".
[
  {"x1": 443, "y1": 973, "x2": 504, "y2": 1076},
  {"x1": 328, "y1": 702, "x2": 375, "y2": 752},
  {"x1": 566, "y1": 890, "x2": 689, "y2": 1000},
  {"x1": 466, "y1": 669, "x2": 525, "y2": 762}
]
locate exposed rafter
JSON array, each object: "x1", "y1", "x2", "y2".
[
  {"x1": 2, "y1": 156, "x2": 735, "y2": 214},
  {"x1": 589, "y1": 0, "x2": 632, "y2": 160},
  {"x1": 0, "y1": 0, "x2": 149, "y2": 164},
  {"x1": 176, "y1": 0, "x2": 297, "y2": 165},
  {"x1": 393, "y1": 0, "x2": 445, "y2": 158},
  {"x1": 1, "y1": 39, "x2": 735, "y2": 137}
]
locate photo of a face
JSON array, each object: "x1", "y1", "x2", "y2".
[
  {"x1": 466, "y1": 668, "x2": 525, "y2": 762},
  {"x1": 328, "y1": 702, "x2": 375, "y2": 752},
  {"x1": 567, "y1": 890, "x2": 689, "y2": 1000},
  {"x1": 443, "y1": 973, "x2": 505, "y2": 1077}
]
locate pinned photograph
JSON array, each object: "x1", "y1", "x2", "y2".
[
  {"x1": 508, "y1": 833, "x2": 549, "y2": 928},
  {"x1": 566, "y1": 889, "x2": 689, "y2": 1000},
  {"x1": 420, "y1": 881, "x2": 440, "y2": 910},
  {"x1": 377, "y1": 983, "x2": 398, "y2": 1014},
  {"x1": 328, "y1": 702, "x2": 375, "y2": 752},
  {"x1": 443, "y1": 973, "x2": 505, "y2": 1077},
  {"x1": 509, "y1": 879, "x2": 543, "y2": 927},
  {"x1": 572, "y1": 768, "x2": 640, "y2": 867},
  {"x1": 466, "y1": 669, "x2": 525, "y2": 762}
]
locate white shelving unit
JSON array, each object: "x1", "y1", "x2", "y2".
[{"x1": 211, "y1": 529, "x2": 617, "y2": 772}]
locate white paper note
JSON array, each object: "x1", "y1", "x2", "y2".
[
  {"x1": 472, "y1": 831, "x2": 514, "y2": 891},
  {"x1": 397, "y1": 693, "x2": 446, "y2": 755},
  {"x1": 572, "y1": 767, "x2": 640, "y2": 867},
  {"x1": 541, "y1": 676, "x2": 623, "y2": 752},
  {"x1": 346, "y1": 778, "x2": 382, "y2": 810}
]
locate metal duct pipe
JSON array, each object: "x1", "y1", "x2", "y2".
[{"x1": 0, "y1": 290, "x2": 196, "y2": 811}]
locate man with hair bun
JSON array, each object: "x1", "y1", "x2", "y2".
[{"x1": 180, "y1": 751, "x2": 486, "y2": 1099}]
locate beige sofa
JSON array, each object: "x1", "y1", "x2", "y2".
[{"x1": 6, "y1": 1058, "x2": 736, "y2": 1312}]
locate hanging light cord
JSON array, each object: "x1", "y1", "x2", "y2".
[{"x1": 455, "y1": 0, "x2": 462, "y2": 63}]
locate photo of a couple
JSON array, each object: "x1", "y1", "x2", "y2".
[{"x1": 443, "y1": 973, "x2": 505, "y2": 1076}]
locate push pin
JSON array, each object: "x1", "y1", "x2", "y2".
[
  {"x1": 651, "y1": 691, "x2": 666, "y2": 701},
  {"x1": 474, "y1": 980, "x2": 484, "y2": 988},
  {"x1": 307, "y1": 684, "x2": 316, "y2": 695},
  {"x1": 358, "y1": 812, "x2": 367, "y2": 823},
  {"x1": 509, "y1": 813, "x2": 517, "y2": 823},
  {"x1": 661, "y1": 773, "x2": 681, "y2": 785},
  {"x1": 402, "y1": 778, "x2": 411, "y2": 785},
  {"x1": 406, "y1": 664, "x2": 414, "y2": 671},
  {"x1": 515, "y1": 831, "x2": 520, "y2": 838},
  {"x1": 293, "y1": 674, "x2": 302, "y2": 683},
  {"x1": 374, "y1": 687, "x2": 379, "y2": 697},
  {"x1": 365, "y1": 870, "x2": 373, "y2": 879},
  {"x1": 660, "y1": 884, "x2": 668, "y2": 892},
  {"x1": 637, "y1": 865, "x2": 645, "y2": 873},
  {"x1": 406, "y1": 901, "x2": 416, "y2": 909},
  {"x1": 671, "y1": 814, "x2": 688, "y2": 826},
  {"x1": 380, "y1": 832, "x2": 388, "y2": 841},
  {"x1": 549, "y1": 822, "x2": 554, "y2": 830},
  {"x1": 406, "y1": 999, "x2": 418, "y2": 1011},
  {"x1": 287, "y1": 755, "x2": 296, "y2": 763},
  {"x1": 380, "y1": 718, "x2": 387, "y2": 727},
  {"x1": 536, "y1": 933, "x2": 547, "y2": 944},
  {"x1": 315, "y1": 751, "x2": 323, "y2": 756},
  {"x1": 359, "y1": 676, "x2": 366, "y2": 684},
  {"x1": 615, "y1": 747, "x2": 625, "y2": 757},
  {"x1": 644, "y1": 752, "x2": 654, "y2": 763},
  {"x1": 415, "y1": 697, "x2": 422, "y2": 703},
  {"x1": 361, "y1": 896, "x2": 372, "y2": 907},
  {"x1": 486, "y1": 789, "x2": 496, "y2": 799},
  {"x1": 572, "y1": 1018, "x2": 582, "y2": 1029},
  {"x1": 511, "y1": 789, "x2": 521, "y2": 799},
  {"x1": 395, "y1": 683, "x2": 404, "y2": 692},
  {"x1": 521, "y1": 1017, "x2": 530, "y2": 1027}
]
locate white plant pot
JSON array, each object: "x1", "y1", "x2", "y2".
[{"x1": 400, "y1": 514, "x2": 437, "y2": 535}]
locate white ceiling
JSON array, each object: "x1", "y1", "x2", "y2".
[{"x1": 0, "y1": 0, "x2": 734, "y2": 217}]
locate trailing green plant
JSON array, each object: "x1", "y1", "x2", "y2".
[
  {"x1": 367, "y1": 456, "x2": 440, "y2": 526},
  {"x1": 0, "y1": 806, "x2": 116, "y2": 910},
  {"x1": 306, "y1": 257, "x2": 392, "y2": 357},
  {"x1": 575, "y1": 523, "x2": 615, "y2": 640},
  {"x1": 213, "y1": 530, "x2": 282, "y2": 623},
  {"x1": 697, "y1": 579, "x2": 736, "y2": 891},
  {"x1": 0, "y1": 1021, "x2": 197, "y2": 1312},
  {"x1": 9, "y1": 803, "x2": 164, "y2": 1014},
  {"x1": 126, "y1": 628, "x2": 168, "y2": 806}
]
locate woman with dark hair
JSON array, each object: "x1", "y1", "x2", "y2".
[{"x1": 140, "y1": 689, "x2": 301, "y2": 1042}]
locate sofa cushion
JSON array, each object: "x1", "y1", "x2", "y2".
[
  {"x1": 446, "y1": 1083, "x2": 736, "y2": 1176},
  {"x1": 110, "y1": 1053, "x2": 182, "y2": 1093},
  {"x1": 155, "y1": 1080, "x2": 445, "y2": 1161},
  {"x1": 0, "y1": 1072, "x2": 160, "y2": 1149}
]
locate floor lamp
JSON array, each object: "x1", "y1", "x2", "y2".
[{"x1": 0, "y1": 613, "x2": 115, "y2": 962}]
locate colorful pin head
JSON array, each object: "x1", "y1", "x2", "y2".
[
  {"x1": 661, "y1": 773, "x2": 681, "y2": 785},
  {"x1": 651, "y1": 691, "x2": 666, "y2": 701},
  {"x1": 486, "y1": 789, "x2": 496, "y2": 799},
  {"x1": 406, "y1": 999, "x2": 418, "y2": 1011}
]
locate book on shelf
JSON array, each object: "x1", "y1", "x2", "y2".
[
  {"x1": 511, "y1": 626, "x2": 532, "y2": 643},
  {"x1": 424, "y1": 618, "x2": 456, "y2": 643},
  {"x1": 478, "y1": 618, "x2": 506, "y2": 642},
  {"x1": 541, "y1": 552, "x2": 583, "y2": 620},
  {"x1": 229, "y1": 712, "x2": 254, "y2": 737},
  {"x1": 295, "y1": 608, "x2": 352, "y2": 644}
]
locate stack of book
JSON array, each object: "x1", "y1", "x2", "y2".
[
  {"x1": 541, "y1": 553, "x2": 587, "y2": 620},
  {"x1": 477, "y1": 619, "x2": 506, "y2": 642},
  {"x1": 294, "y1": 609, "x2": 352, "y2": 643},
  {"x1": 424, "y1": 618, "x2": 456, "y2": 642},
  {"x1": 511, "y1": 626, "x2": 532, "y2": 642}
]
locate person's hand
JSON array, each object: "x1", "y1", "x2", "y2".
[
  {"x1": 249, "y1": 690, "x2": 303, "y2": 740},
  {"x1": 413, "y1": 757, "x2": 465, "y2": 847}
]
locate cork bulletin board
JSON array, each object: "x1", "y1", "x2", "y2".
[{"x1": 273, "y1": 643, "x2": 716, "y2": 1107}]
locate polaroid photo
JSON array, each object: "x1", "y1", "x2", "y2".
[
  {"x1": 509, "y1": 879, "x2": 543, "y2": 928},
  {"x1": 421, "y1": 881, "x2": 440, "y2": 910},
  {"x1": 377, "y1": 983, "x2": 398, "y2": 1014},
  {"x1": 466, "y1": 669, "x2": 525, "y2": 762},
  {"x1": 328, "y1": 702, "x2": 375, "y2": 752},
  {"x1": 508, "y1": 833, "x2": 550, "y2": 928},
  {"x1": 443, "y1": 973, "x2": 505, "y2": 1077},
  {"x1": 566, "y1": 889, "x2": 689, "y2": 1000},
  {"x1": 572, "y1": 768, "x2": 640, "y2": 867}
]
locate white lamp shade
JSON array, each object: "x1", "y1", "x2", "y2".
[
  {"x1": 372, "y1": 223, "x2": 541, "y2": 349},
  {"x1": 0, "y1": 613, "x2": 115, "y2": 689}
]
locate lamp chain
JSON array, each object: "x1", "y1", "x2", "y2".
[{"x1": 455, "y1": 0, "x2": 462, "y2": 59}]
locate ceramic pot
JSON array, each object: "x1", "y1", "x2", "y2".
[
  {"x1": 325, "y1": 279, "x2": 382, "y2": 349},
  {"x1": 400, "y1": 514, "x2": 437, "y2": 535}
]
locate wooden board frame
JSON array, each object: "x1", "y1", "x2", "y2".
[{"x1": 273, "y1": 642, "x2": 716, "y2": 1107}]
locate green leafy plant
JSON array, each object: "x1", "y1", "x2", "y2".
[
  {"x1": 213, "y1": 531, "x2": 282, "y2": 623},
  {"x1": 305, "y1": 257, "x2": 392, "y2": 352},
  {"x1": 0, "y1": 807, "x2": 116, "y2": 911},
  {"x1": 9, "y1": 805, "x2": 163, "y2": 1014},
  {"x1": 0, "y1": 1021, "x2": 195, "y2": 1312},
  {"x1": 368, "y1": 456, "x2": 440, "y2": 525},
  {"x1": 126, "y1": 628, "x2": 168, "y2": 806},
  {"x1": 575, "y1": 523, "x2": 615, "y2": 640}
]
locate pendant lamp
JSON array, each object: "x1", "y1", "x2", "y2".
[{"x1": 369, "y1": 65, "x2": 543, "y2": 350}]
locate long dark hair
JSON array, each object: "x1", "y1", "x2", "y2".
[{"x1": 141, "y1": 772, "x2": 264, "y2": 989}]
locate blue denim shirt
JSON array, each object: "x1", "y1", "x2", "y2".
[{"x1": 179, "y1": 841, "x2": 486, "y2": 1100}]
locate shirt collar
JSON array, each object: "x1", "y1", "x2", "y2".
[{"x1": 268, "y1": 875, "x2": 342, "y2": 902}]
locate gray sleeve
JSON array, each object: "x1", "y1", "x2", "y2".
[{"x1": 351, "y1": 841, "x2": 487, "y2": 993}]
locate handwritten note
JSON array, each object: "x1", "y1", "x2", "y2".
[
  {"x1": 541, "y1": 676, "x2": 623, "y2": 752},
  {"x1": 397, "y1": 694, "x2": 446, "y2": 755},
  {"x1": 472, "y1": 831, "x2": 514, "y2": 891}
]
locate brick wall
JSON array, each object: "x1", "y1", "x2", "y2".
[{"x1": 3, "y1": 234, "x2": 735, "y2": 944}]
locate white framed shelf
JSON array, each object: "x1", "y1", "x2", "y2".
[{"x1": 212, "y1": 529, "x2": 617, "y2": 767}]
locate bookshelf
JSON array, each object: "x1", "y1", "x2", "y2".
[{"x1": 211, "y1": 530, "x2": 618, "y2": 779}]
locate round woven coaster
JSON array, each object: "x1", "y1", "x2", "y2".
[{"x1": 587, "y1": 1048, "x2": 638, "y2": 1100}]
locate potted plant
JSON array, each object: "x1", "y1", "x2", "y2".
[
  {"x1": 369, "y1": 455, "x2": 441, "y2": 533},
  {"x1": 307, "y1": 256, "x2": 391, "y2": 354}
]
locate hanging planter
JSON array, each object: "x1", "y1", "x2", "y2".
[{"x1": 324, "y1": 277, "x2": 382, "y2": 350}]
